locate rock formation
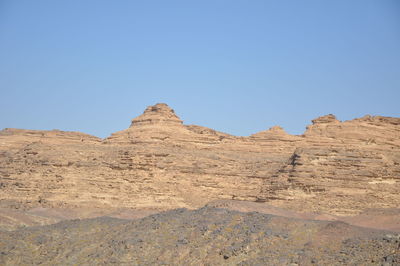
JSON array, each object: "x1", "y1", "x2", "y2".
[
  {"x1": 1, "y1": 207, "x2": 399, "y2": 265},
  {"x1": 0, "y1": 103, "x2": 399, "y2": 218}
]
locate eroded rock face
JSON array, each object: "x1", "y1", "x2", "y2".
[
  {"x1": 312, "y1": 114, "x2": 340, "y2": 124},
  {"x1": 130, "y1": 103, "x2": 183, "y2": 127},
  {"x1": 0, "y1": 103, "x2": 399, "y2": 216}
]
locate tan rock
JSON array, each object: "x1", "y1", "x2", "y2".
[{"x1": 0, "y1": 104, "x2": 399, "y2": 217}]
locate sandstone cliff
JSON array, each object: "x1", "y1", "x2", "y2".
[{"x1": 0, "y1": 103, "x2": 399, "y2": 216}]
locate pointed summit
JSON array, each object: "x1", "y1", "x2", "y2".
[
  {"x1": 251, "y1": 125, "x2": 298, "y2": 140},
  {"x1": 130, "y1": 103, "x2": 183, "y2": 127},
  {"x1": 268, "y1": 125, "x2": 286, "y2": 133},
  {"x1": 311, "y1": 114, "x2": 339, "y2": 124}
]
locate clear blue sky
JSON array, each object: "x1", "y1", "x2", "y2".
[{"x1": 1, "y1": 1, "x2": 399, "y2": 138}]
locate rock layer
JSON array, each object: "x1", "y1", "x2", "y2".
[{"x1": 0, "y1": 103, "x2": 399, "y2": 216}]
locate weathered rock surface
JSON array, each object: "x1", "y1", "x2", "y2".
[
  {"x1": 1, "y1": 206, "x2": 399, "y2": 265},
  {"x1": 0, "y1": 103, "x2": 399, "y2": 218}
]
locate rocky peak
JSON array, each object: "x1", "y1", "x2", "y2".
[
  {"x1": 250, "y1": 125, "x2": 297, "y2": 140},
  {"x1": 311, "y1": 114, "x2": 339, "y2": 124},
  {"x1": 354, "y1": 115, "x2": 400, "y2": 126},
  {"x1": 130, "y1": 103, "x2": 183, "y2": 127},
  {"x1": 268, "y1": 126, "x2": 286, "y2": 133}
]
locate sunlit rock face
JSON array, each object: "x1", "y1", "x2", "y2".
[
  {"x1": 0, "y1": 103, "x2": 399, "y2": 217},
  {"x1": 130, "y1": 103, "x2": 183, "y2": 127}
]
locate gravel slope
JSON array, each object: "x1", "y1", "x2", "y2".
[{"x1": 1, "y1": 206, "x2": 399, "y2": 265}]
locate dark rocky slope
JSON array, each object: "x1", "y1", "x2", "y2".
[{"x1": 1, "y1": 206, "x2": 399, "y2": 265}]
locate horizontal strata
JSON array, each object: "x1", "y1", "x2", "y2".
[{"x1": 0, "y1": 103, "x2": 399, "y2": 216}]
